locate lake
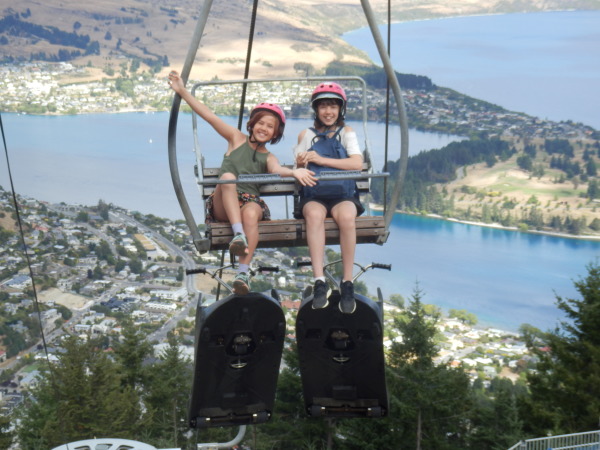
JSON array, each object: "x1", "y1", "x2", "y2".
[
  {"x1": 343, "y1": 10, "x2": 600, "y2": 129},
  {"x1": 0, "y1": 112, "x2": 460, "y2": 221},
  {"x1": 2, "y1": 112, "x2": 599, "y2": 332},
  {"x1": 3, "y1": 10, "x2": 600, "y2": 332},
  {"x1": 356, "y1": 213, "x2": 600, "y2": 332}
]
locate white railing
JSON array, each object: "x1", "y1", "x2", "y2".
[{"x1": 508, "y1": 430, "x2": 600, "y2": 450}]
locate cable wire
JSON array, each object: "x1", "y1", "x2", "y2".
[
  {"x1": 0, "y1": 111, "x2": 65, "y2": 443},
  {"x1": 237, "y1": 0, "x2": 260, "y2": 131}
]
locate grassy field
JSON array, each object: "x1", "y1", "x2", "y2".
[{"x1": 444, "y1": 138, "x2": 599, "y2": 233}]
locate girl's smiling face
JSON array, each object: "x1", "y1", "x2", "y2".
[
  {"x1": 252, "y1": 113, "x2": 278, "y2": 143},
  {"x1": 317, "y1": 102, "x2": 340, "y2": 127}
]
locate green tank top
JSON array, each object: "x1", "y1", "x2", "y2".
[{"x1": 219, "y1": 139, "x2": 270, "y2": 196}]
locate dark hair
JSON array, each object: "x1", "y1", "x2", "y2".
[
  {"x1": 313, "y1": 98, "x2": 345, "y2": 129},
  {"x1": 247, "y1": 110, "x2": 285, "y2": 145}
]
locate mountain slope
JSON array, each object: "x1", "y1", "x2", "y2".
[{"x1": 1, "y1": 0, "x2": 598, "y2": 80}]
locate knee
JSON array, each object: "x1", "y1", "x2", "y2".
[
  {"x1": 219, "y1": 173, "x2": 237, "y2": 192},
  {"x1": 337, "y1": 212, "x2": 357, "y2": 230},
  {"x1": 241, "y1": 205, "x2": 261, "y2": 224},
  {"x1": 303, "y1": 207, "x2": 325, "y2": 224},
  {"x1": 220, "y1": 172, "x2": 236, "y2": 181}
]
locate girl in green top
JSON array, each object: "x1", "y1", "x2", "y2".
[{"x1": 169, "y1": 70, "x2": 316, "y2": 294}]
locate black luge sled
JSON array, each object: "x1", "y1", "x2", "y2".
[
  {"x1": 296, "y1": 289, "x2": 388, "y2": 418},
  {"x1": 188, "y1": 292, "x2": 286, "y2": 428}
]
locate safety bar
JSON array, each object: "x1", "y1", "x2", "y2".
[{"x1": 196, "y1": 171, "x2": 390, "y2": 186}]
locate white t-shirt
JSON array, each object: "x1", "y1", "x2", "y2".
[{"x1": 293, "y1": 127, "x2": 361, "y2": 166}]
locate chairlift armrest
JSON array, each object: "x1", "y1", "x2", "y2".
[
  {"x1": 317, "y1": 171, "x2": 389, "y2": 181},
  {"x1": 197, "y1": 173, "x2": 292, "y2": 185},
  {"x1": 238, "y1": 173, "x2": 283, "y2": 182}
]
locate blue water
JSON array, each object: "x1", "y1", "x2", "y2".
[
  {"x1": 3, "y1": 10, "x2": 600, "y2": 331},
  {"x1": 344, "y1": 10, "x2": 600, "y2": 129},
  {"x1": 356, "y1": 214, "x2": 600, "y2": 332},
  {"x1": 2, "y1": 112, "x2": 599, "y2": 332},
  {"x1": 0, "y1": 112, "x2": 460, "y2": 220}
]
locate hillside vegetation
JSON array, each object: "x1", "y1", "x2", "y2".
[
  {"x1": 373, "y1": 137, "x2": 600, "y2": 236},
  {"x1": 1, "y1": 0, "x2": 599, "y2": 79}
]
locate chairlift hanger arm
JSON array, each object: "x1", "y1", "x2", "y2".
[
  {"x1": 360, "y1": 0, "x2": 410, "y2": 233},
  {"x1": 168, "y1": 0, "x2": 214, "y2": 254},
  {"x1": 169, "y1": 0, "x2": 409, "y2": 253}
]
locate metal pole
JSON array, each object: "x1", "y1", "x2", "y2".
[
  {"x1": 167, "y1": 0, "x2": 215, "y2": 253},
  {"x1": 197, "y1": 425, "x2": 247, "y2": 449},
  {"x1": 360, "y1": 0, "x2": 410, "y2": 243}
]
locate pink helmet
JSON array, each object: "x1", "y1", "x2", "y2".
[
  {"x1": 311, "y1": 82, "x2": 347, "y2": 108},
  {"x1": 251, "y1": 102, "x2": 286, "y2": 125}
]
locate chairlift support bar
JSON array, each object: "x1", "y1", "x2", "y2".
[
  {"x1": 360, "y1": 0, "x2": 409, "y2": 230},
  {"x1": 168, "y1": 0, "x2": 409, "y2": 255},
  {"x1": 196, "y1": 171, "x2": 389, "y2": 186},
  {"x1": 168, "y1": 0, "x2": 214, "y2": 253}
]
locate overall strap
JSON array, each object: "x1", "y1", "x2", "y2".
[{"x1": 310, "y1": 126, "x2": 342, "y2": 140}]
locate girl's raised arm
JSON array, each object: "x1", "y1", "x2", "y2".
[{"x1": 168, "y1": 71, "x2": 243, "y2": 149}]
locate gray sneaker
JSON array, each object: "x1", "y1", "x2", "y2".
[
  {"x1": 312, "y1": 279, "x2": 329, "y2": 309},
  {"x1": 339, "y1": 280, "x2": 356, "y2": 314},
  {"x1": 233, "y1": 272, "x2": 250, "y2": 295}
]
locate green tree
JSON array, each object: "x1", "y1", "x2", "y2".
[
  {"x1": 0, "y1": 412, "x2": 14, "y2": 449},
  {"x1": 517, "y1": 155, "x2": 533, "y2": 171},
  {"x1": 17, "y1": 336, "x2": 143, "y2": 448},
  {"x1": 256, "y1": 342, "x2": 330, "y2": 448},
  {"x1": 449, "y1": 308, "x2": 478, "y2": 326},
  {"x1": 385, "y1": 285, "x2": 472, "y2": 449},
  {"x1": 468, "y1": 378, "x2": 523, "y2": 449},
  {"x1": 389, "y1": 293, "x2": 405, "y2": 308},
  {"x1": 112, "y1": 321, "x2": 153, "y2": 389},
  {"x1": 522, "y1": 262, "x2": 600, "y2": 435},
  {"x1": 142, "y1": 335, "x2": 193, "y2": 447},
  {"x1": 587, "y1": 179, "x2": 599, "y2": 200}
]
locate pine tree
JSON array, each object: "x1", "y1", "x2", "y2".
[
  {"x1": 112, "y1": 320, "x2": 153, "y2": 389},
  {"x1": 522, "y1": 262, "x2": 600, "y2": 435},
  {"x1": 16, "y1": 336, "x2": 142, "y2": 448},
  {"x1": 0, "y1": 412, "x2": 14, "y2": 449},
  {"x1": 385, "y1": 285, "x2": 472, "y2": 449},
  {"x1": 142, "y1": 335, "x2": 193, "y2": 448},
  {"x1": 255, "y1": 342, "x2": 330, "y2": 448},
  {"x1": 468, "y1": 377, "x2": 524, "y2": 449}
]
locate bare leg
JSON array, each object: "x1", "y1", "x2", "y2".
[
  {"x1": 211, "y1": 173, "x2": 242, "y2": 224},
  {"x1": 238, "y1": 202, "x2": 263, "y2": 266},
  {"x1": 331, "y1": 201, "x2": 358, "y2": 281},
  {"x1": 303, "y1": 201, "x2": 327, "y2": 278}
]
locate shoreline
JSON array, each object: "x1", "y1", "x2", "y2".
[
  {"x1": 351, "y1": 8, "x2": 582, "y2": 29},
  {"x1": 369, "y1": 204, "x2": 600, "y2": 242}
]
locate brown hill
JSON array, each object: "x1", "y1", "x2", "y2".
[{"x1": 1, "y1": 0, "x2": 596, "y2": 80}]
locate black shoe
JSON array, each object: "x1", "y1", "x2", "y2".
[
  {"x1": 312, "y1": 279, "x2": 329, "y2": 309},
  {"x1": 339, "y1": 280, "x2": 356, "y2": 314}
]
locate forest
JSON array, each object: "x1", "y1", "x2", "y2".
[
  {"x1": 370, "y1": 137, "x2": 600, "y2": 236},
  {"x1": 4, "y1": 263, "x2": 600, "y2": 449},
  {"x1": 0, "y1": 13, "x2": 99, "y2": 63}
]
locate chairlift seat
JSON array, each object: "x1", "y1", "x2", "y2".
[{"x1": 199, "y1": 164, "x2": 388, "y2": 251}]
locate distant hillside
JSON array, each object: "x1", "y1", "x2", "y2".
[
  {"x1": 372, "y1": 136, "x2": 600, "y2": 237},
  {"x1": 1, "y1": 0, "x2": 598, "y2": 79}
]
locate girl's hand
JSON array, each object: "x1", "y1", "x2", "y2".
[
  {"x1": 168, "y1": 70, "x2": 185, "y2": 94},
  {"x1": 302, "y1": 151, "x2": 323, "y2": 166},
  {"x1": 293, "y1": 168, "x2": 317, "y2": 186},
  {"x1": 295, "y1": 152, "x2": 307, "y2": 168}
]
